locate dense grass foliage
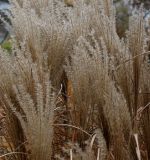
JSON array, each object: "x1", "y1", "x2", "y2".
[{"x1": 0, "y1": 0, "x2": 150, "y2": 160}]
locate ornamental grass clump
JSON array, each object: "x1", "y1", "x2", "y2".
[{"x1": 0, "y1": 0, "x2": 149, "y2": 160}]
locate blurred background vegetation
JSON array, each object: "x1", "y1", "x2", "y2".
[{"x1": 115, "y1": 0, "x2": 150, "y2": 36}]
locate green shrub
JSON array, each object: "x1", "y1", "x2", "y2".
[{"x1": 1, "y1": 40, "x2": 12, "y2": 53}]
